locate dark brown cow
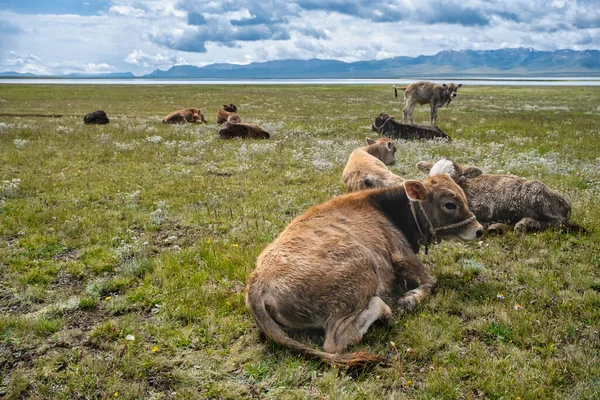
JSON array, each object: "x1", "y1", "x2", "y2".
[
  {"x1": 84, "y1": 110, "x2": 110, "y2": 125},
  {"x1": 162, "y1": 108, "x2": 206, "y2": 124},
  {"x1": 371, "y1": 113, "x2": 450, "y2": 140},
  {"x1": 246, "y1": 175, "x2": 483, "y2": 368},
  {"x1": 394, "y1": 81, "x2": 462, "y2": 125},
  {"x1": 218, "y1": 121, "x2": 270, "y2": 139},
  {"x1": 216, "y1": 104, "x2": 241, "y2": 125},
  {"x1": 417, "y1": 159, "x2": 573, "y2": 233}
]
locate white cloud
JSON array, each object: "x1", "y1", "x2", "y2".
[
  {"x1": 1, "y1": 50, "x2": 117, "y2": 75},
  {"x1": 0, "y1": 0, "x2": 598, "y2": 75},
  {"x1": 82, "y1": 63, "x2": 116, "y2": 73},
  {"x1": 109, "y1": 5, "x2": 146, "y2": 17},
  {"x1": 125, "y1": 49, "x2": 187, "y2": 67}
]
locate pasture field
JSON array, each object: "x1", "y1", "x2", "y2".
[{"x1": 0, "y1": 84, "x2": 599, "y2": 399}]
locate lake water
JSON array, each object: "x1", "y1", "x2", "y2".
[{"x1": 1, "y1": 78, "x2": 600, "y2": 86}]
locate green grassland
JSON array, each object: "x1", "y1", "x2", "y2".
[{"x1": 0, "y1": 84, "x2": 599, "y2": 399}]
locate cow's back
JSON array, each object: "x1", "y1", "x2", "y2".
[
  {"x1": 462, "y1": 174, "x2": 570, "y2": 223},
  {"x1": 406, "y1": 82, "x2": 443, "y2": 106},
  {"x1": 252, "y1": 194, "x2": 405, "y2": 323}
]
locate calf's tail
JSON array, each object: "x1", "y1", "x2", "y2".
[
  {"x1": 393, "y1": 85, "x2": 406, "y2": 98},
  {"x1": 247, "y1": 292, "x2": 385, "y2": 369},
  {"x1": 561, "y1": 221, "x2": 587, "y2": 234}
]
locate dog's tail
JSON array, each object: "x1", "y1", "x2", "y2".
[{"x1": 393, "y1": 85, "x2": 407, "y2": 98}]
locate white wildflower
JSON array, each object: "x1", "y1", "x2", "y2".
[
  {"x1": 13, "y1": 139, "x2": 29, "y2": 149},
  {"x1": 113, "y1": 142, "x2": 137, "y2": 151},
  {"x1": 312, "y1": 156, "x2": 334, "y2": 171},
  {"x1": 239, "y1": 144, "x2": 248, "y2": 160},
  {"x1": 145, "y1": 135, "x2": 162, "y2": 144},
  {"x1": 55, "y1": 126, "x2": 73, "y2": 134},
  {"x1": 150, "y1": 201, "x2": 168, "y2": 225},
  {"x1": 1, "y1": 179, "x2": 21, "y2": 197}
]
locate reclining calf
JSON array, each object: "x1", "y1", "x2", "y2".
[
  {"x1": 342, "y1": 138, "x2": 404, "y2": 192},
  {"x1": 417, "y1": 159, "x2": 573, "y2": 233},
  {"x1": 246, "y1": 174, "x2": 483, "y2": 368}
]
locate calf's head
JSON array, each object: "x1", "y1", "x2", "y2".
[
  {"x1": 417, "y1": 159, "x2": 482, "y2": 185},
  {"x1": 373, "y1": 113, "x2": 392, "y2": 129},
  {"x1": 192, "y1": 111, "x2": 207, "y2": 124},
  {"x1": 222, "y1": 104, "x2": 237, "y2": 112},
  {"x1": 443, "y1": 83, "x2": 462, "y2": 102},
  {"x1": 405, "y1": 174, "x2": 483, "y2": 241},
  {"x1": 366, "y1": 137, "x2": 397, "y2": 165}
]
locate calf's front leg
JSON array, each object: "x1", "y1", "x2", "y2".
[
  {"x1": 514, "y1": 217, "x2": 556, "y2": 232},
  {"x1": 393, "y1": 252, "x2": 437, "y2": 313}
]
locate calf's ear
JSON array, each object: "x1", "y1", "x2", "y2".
[
  {"x1": 404, "y1": 180, "x2": 428, "y2": 201},
  {"x1": 442, "y1": 83, "x2": 448, "y2": 89},
  {"x1": 366, "y1": 138, "x2": 376, "y2": 145},
  {"x1": 385, "y1": 141, "x2": 394, "y2": 150},
  {"x1": 416, "y1": 161, "x2": 434, "y2": 174},
  {"x1": 463, "y1": 166, "x2": 482, "y2": 179},
  {"x1": 457, "y1": 84, "x2": 463, "y2": 88}
]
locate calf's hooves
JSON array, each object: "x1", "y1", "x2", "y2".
[
  {"x1": 396, "y1": 296, "x2": 418, "y2": 314},
  {"x1": 487, "y1": 223, "x2": 509, "y2": 235}
]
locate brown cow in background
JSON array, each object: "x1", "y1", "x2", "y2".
[
  {"x1": 162, "y1": 108, "x2": 206, "y2": 124},
  {"x1": 219, "y1": 121, "x2": 270, "y2": 139},
  {"x1": 342, "y1": 138, "x2": 404, "y2": 192},
  {"x1": 216, "y1": 104, "x2": 241, "y2": 125}
]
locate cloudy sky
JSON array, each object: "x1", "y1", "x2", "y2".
[{"x1": 0, "y1": 0, "x2": 598, "y2": 75}]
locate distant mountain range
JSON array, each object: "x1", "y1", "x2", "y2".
[{"x1": 2, "y1": 48, "x2": 599, "y2": 79}]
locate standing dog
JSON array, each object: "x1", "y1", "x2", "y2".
[{"x1": 394, "y1": 81, "x2": 462, "y2": 125}]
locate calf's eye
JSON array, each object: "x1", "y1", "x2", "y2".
[{"x1": 444, "y1": 202, "x2": 457, "y2": 210}]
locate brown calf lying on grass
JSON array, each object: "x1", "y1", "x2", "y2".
[
  {"x1": 342, "y1": 138, "x2": 404, "y2": 192},
  {"x1": 218, "y1": 121, "x2": 270, "y2": 139},
  {"x1": 394, "y1": 81, "x2": 462, "y2": 125},
  {"x1": 246, "y1": 174, "x2": 483, "y2": 368},
  {"x1": 162, "y1": 108, "x2": 206, "y2": 124},
  {"x1": 417, "y1": 159, "x2": 574, "y2": 233},
  {"x1": 216, "y1": 104, "x2": 241, "y2": 125}
]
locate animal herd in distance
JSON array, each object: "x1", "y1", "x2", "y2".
[
  {"x1": 83, "y1": 103, "x2": 270, "y2": 139},
  {"x1": 83, "y1": 81, "x2": 462, "y2": 141},
  {"x1": 82, "y1": 82, "x2": 582, "y2": 370}
]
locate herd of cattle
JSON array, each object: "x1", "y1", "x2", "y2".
[
  {"x1": 83, "y1": 103, "x2": 270, "y2": 139},
  {"x1": 244, "y1": 82, "x2": 581, "y2": 369},
  {"x1": 84, "y1": 82, "x2": 580, "y2": 369}
]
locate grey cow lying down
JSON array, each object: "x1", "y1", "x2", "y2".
[
  {"x1": 246, "y1": 174, "x2": 483, "y2": 368},
  {"x1": 417, "y1": 159, "x2": 577, "y2": 233}
]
